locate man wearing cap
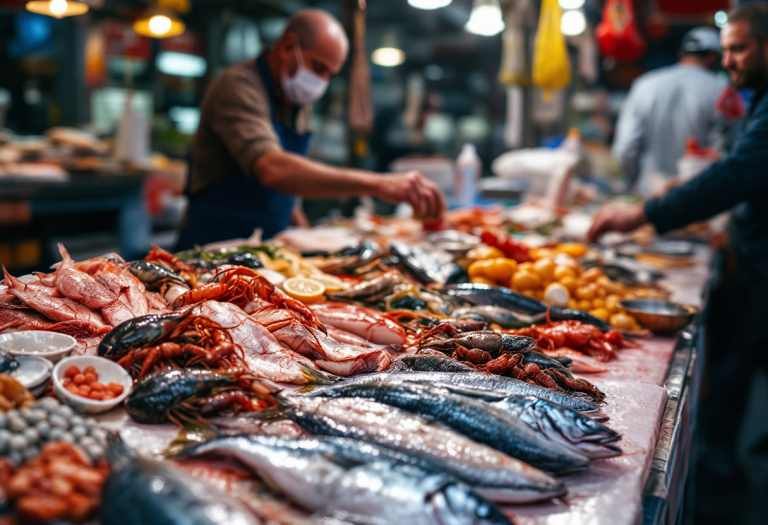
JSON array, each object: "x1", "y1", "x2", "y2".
[
  {"x1": 612, "y1": 26, "x2": 735, "y2": 197},
  {"x1": 177, "y1": 9, "x2": 444, "y2": 249}
]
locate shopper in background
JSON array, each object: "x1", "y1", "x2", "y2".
[
  {"x1": 177, "y1": 9, "x2": 444, "y2": 249},
  {"x1": 612, "y1": 26, "x2": 736, "y2": 197},
  {"x1": 589, "y1": 4, "x2": 768, "y2": 523}
]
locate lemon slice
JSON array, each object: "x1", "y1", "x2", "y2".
[
  {"x1": 282, "y1": 277, "x2": 326, "y2": 304},
  {"x1": 309, "y1": 273, "x2": 347, "y2": 292}
]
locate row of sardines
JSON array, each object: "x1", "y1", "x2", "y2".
[{"x1": 0, "y1": 240, "x2": 637, "y2": 525}]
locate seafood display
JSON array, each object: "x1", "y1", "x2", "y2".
[{"x1": 0, "y1": 221, "x2": 700, "y2": 525}]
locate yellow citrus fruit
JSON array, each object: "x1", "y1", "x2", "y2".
[
  {"x1": 530, "y1": 247, "x2": 555, "y2": 260},
  {"x1": 533, "y1": 258, "x2": 556, "y2": 281},
  {"x1": 517, "y1": 262, "x2": 535, "y2": 273},
  {"x1": 282, "y1": 278, "x2": 326, "y2": 304},
  {"x1": 578, "y1": 299, "x2": 593, "y2": 311},
  {"x1": 610, "y1": 313, "x2": 636, "y2": 330},
  {"x1": 575, "y1": 286, "x2": 596, "y2": 301},
  {"x1": 484, "y1": 258, "x2": 518, "y2": 283},
  {"x1": 568, "y1": 299, "x2": 579, "y2": 310},
  {"x1": 467, "y1": 245, "x2": 505, "y2": 262},
  {"x1": 521, "y1": 289, "x2": 537, "y2": 298},
  {"x1": 471, "y1": 276, "x2": 497, "y2": 286},
  {"x1": 468, "y1": 259, "x2": 493, "y2": 279},
  {"x1": 592, "y1": 298, "x2": 605, "y2": 309},
  {"x1": 556, "y1": 242, "x2": 588, "y2": 258},
  {"x1": 605, "y1": 294, "x2": 622, "y2": 312},
  {"x1": 310, "y1": 273, "x2": 347, "y2": 292},
  {"x1": 581, "y1": 267, "x2": 604, "y2": 283},
  {"x1": 553, "y1": 265, "x2": 577, "y2": 281},
  {"x1": 559, "y1": 275, "x2": 579, "y2": 292},
  {"x1": 589, "y1": 308, "x2": 610, "y2": 321},
  {"x1": 512, "y1": 271, "x2": 541, "y2": 291}
]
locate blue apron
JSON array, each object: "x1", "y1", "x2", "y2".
[{"x1": 177, "y1": 55, "x2": 312, "y2": 250}]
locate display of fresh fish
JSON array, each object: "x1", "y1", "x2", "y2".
[
  {"x1": 175, "y1": 434, "x2": 513, "y2": 525},
  {"x1": 492, "y1": 395, "x2": 621, "y2": 460},
  {"x1": 276, "y1": 396, "x2": 566, "y2": 504},
  {"x1": 192, "y1": 301, "x2": 321, "y2": 384},
  {"x1": 3, "y1": 269, "x2": 111, "y2": 334},
  {"x1": 389, "y1": 241, "x2": 467, "y2": 285},
  {"x1": 304, "y1": 371, "x2": 600, "y2": 412},
  {"x1": 311, "y1": 302, "x2": 406, "y2": 347},
  {"x1": 306, "y1": 378, "x2": 589, "y2": 473},
  {"x1": 102, "y1": 435, "x2": 261, "y2": 525},
  {"x1": 444, "y1": 284, "x2": 612, "y2": 331}
]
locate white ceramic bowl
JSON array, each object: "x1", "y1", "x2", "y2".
[
  {"x1": 52, "y1": 356, "x2": 132, "y2": 414},
  {"x1": 0, "y1": 331, "x2": 77, "y2": 363}
]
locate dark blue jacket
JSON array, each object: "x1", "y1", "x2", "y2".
[{"x1": 644, "y1": 85, "x2": 768, "y2": 264}]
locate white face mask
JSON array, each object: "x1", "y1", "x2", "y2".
[{"x1": 281, "y1": 39, "x2": 329, "y2": 105}]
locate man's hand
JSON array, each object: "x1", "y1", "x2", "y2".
[
  {"x1": 376, "y1": 170, "x2": 446, "y2": 218},
  {"x1": 586, "y1": 202, "x2": 648, "y2": 243}
]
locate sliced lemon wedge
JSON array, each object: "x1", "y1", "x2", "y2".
[
  {"x1": 309, "y1": 273, "x2": 347, "y2": 292},
  {"x1": 282, "y1": 277, "x2": 326, "y2": 304}
]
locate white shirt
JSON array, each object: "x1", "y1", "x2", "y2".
[{"x1": 612, "y1": 63, "x2": 733, "y2": 197}]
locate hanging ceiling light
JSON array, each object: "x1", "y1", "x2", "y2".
[
  {"x1": 372, "y1": 32, "x2": 405, "y2": 67},
  {"x1": 559, "y1": 0, "x2": 585, "y2": 10},
  {"x1": 408, "y1": 0, "x2": 452, "y2": 10},
  {"x1": 134, "y1": 5, "x2": 185, "y2": 39},
  {"x1": 26, "y1": 0, "x2": 89, "y2": 18},
  {"x1": 465, "y1": 0, "x2": 505, "y2": 37},
  {"x1": 561, "y1": 9, "x2": 586, "y2": 36}
]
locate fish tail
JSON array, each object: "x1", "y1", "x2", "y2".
[
  {"x1": 298, "y1": 362, "x2": 340, "y2": 387},
  {"x1": 106, "y1": 432, "x2": 135, "y2": 469},
  {"x1": 163, "y1": 421, "x2": 223, "y2": 457}
]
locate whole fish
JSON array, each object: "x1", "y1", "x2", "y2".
[
  {"x1": 175, "y1": 434, "x2": 513, "y2": 525},
  {"x1": 276, "y1": 396, "x2": 566, "y2": 504},
  {"x1": 444, "y1": 284, "x2": 612, "y2": 332},
  {"x1": 326, "y1": 272, "x2": 397, "y2": 300},
  {"x1": 302, "y1": 370, "x2": 600, "y2": 412},
  {"x1": 390, "y1": 241, "x2": 467, "y2": 285},
  {"x1": 452, "y1": 306, "x2": 531, "y2": 329},
  {"x1": 492, "y1": 395, "x2": 621, "y2": 460},
  {"x1": 387, "y1": 354, "x2": 476, "y2": 373},
  {"x1": 306, "y1": 379, "x2": 589, "y2": 473},
  {"x1": 102, "y1": 435, "x2": 261, "y2": 525}
]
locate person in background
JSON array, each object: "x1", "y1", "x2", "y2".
[
  {"x1": 177, "y1": 9, "x2": 444, "y2": 249},
  {"x1": 589, "y1": 4, "x2": 768, "y2": 523},
  {"x1": 612, "y1": 26, "x2": 736, "y2": 197}
]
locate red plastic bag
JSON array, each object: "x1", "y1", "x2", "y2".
[{"x1": 596, "y1": 0, "x2": 646, "y2": 63}]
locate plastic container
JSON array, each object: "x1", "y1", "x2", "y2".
[{"x1": 455, "y1": 144, "x2": 481, "y2": 207}]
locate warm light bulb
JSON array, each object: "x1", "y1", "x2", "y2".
[
  {"x1": 408, "y1": 0, "x2": 452, "y2": 9},
  {"x1": 149, "y1": 15, "x2": 172, "y2": 35},
  {"x1": 49, "y1": 0, "x2": 68, "y2": 15},
  {"x1": 372, "y1": 47, "x2": 406, "y2": 67},
  {"x1": 561, "y1": 10, "x2": 586, "y2": 36},
  {"x1": 465, "y1": 5, "x2": 505, "y2": 36}
]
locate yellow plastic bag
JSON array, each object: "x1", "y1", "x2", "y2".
[{"x1": 532, "y1": 0, "x2": 571, "y2": 100}]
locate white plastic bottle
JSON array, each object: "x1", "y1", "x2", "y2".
[{"x1": 455, "y1": 143, "x2": 481, "y2": 207}]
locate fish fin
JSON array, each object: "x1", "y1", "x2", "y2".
[
  {"x1": 296, "y1": 362, "x2": 341, "y2": 390},
  {"x1": 106, "y1": 432, "x2": 136, "y2": 470},
  {"x1": 163, "y1": 421, "x2": 222, "y2": 457}
]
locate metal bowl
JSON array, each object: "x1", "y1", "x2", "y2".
[{"x1": 618, "y1": 299, "x2": 698, "y2": 335}]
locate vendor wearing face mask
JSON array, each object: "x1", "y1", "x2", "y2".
[{"x1": 178, "y1": 9, "x2": 445, "y2": 248}]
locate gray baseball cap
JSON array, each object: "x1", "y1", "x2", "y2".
[{"x1": 681, "y1": 27, "x2": 721, "y2": 54}]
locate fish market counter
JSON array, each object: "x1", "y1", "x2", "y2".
[
  {"x1": 509, "y1": 246, "x2": 712, "y2": 525},
  {"x1": 91, "y1": 246, "x2": 714, "y2": 525}
]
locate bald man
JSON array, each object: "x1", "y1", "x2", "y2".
[{"x1": 178, "y1": 9, "x2": 445, "y2": 248}]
